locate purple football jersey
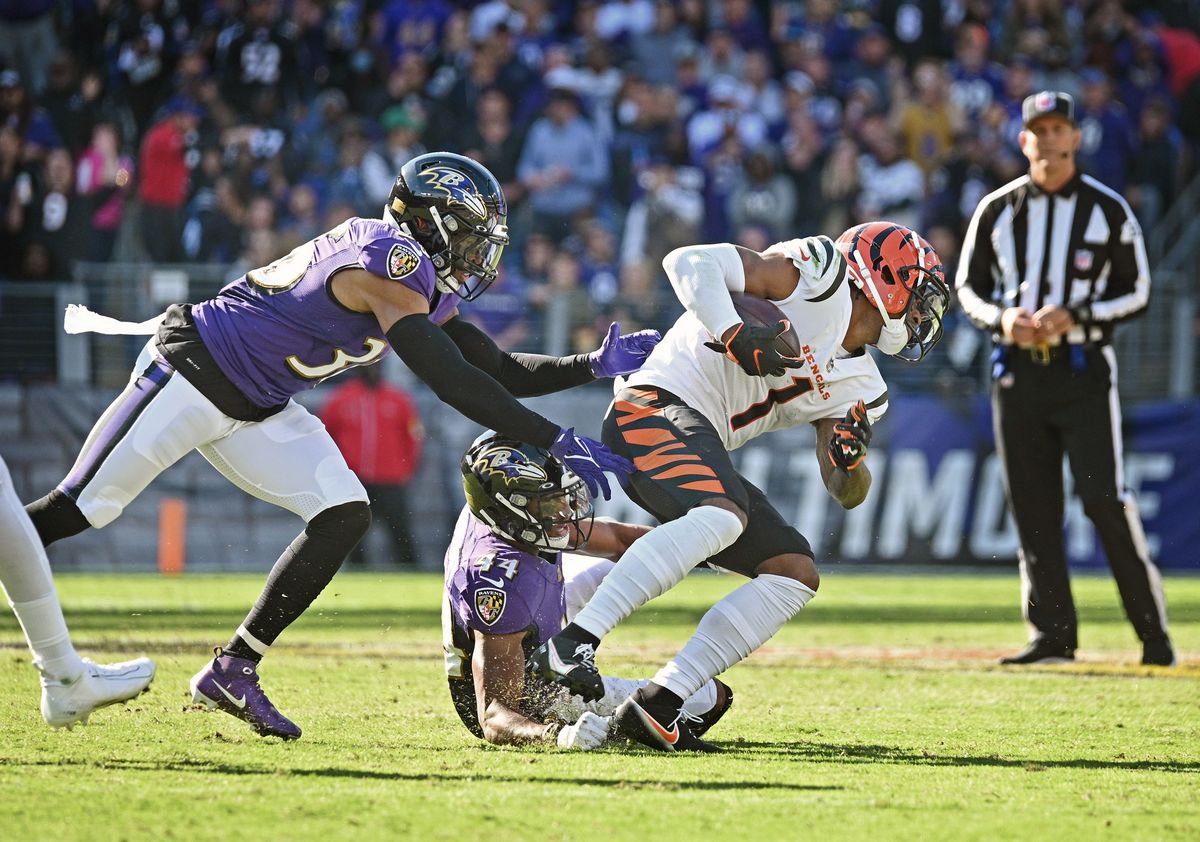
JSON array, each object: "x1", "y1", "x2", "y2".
[
  {"x1": 192, "y1": 217, "x2": 460, "y2": 408},
  {"x1": 445, "y1": 506, "x2": 565, "y2": 643}
]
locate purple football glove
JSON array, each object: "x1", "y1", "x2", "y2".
[
  {"x1": 589, "y1": 322, "x2": 663, "y2": 379},
  {"x1": 549, "y1": 427, "x2": 633, "y2": 501}
]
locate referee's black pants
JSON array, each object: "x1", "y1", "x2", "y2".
[{"x1": 992, "y1": 344, "x2": 1169, "y2": 651}]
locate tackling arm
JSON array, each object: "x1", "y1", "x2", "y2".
[
  {"x1": 440, "y1": 316, "x2": 597, "y2": 397},
  {"x1": 473, "y1": 630, "x2": 556, "y2": 745},
  {"x1": 573, "y1": 518, "x2": 652, "y2": 561},
  {"x1": 338, "y1": 270, "x2": 559, "y2": 448},
  {"x1": 472, "y1": 631, "x2": 607, "y2": 749}
]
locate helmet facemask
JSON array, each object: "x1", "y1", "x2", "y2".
[
  {"x1": 891, "y1": 263, "x2": 949, "y2": 362},
  {"x1": 426, "y1": 205, "x2": 509, "y2": 300},
  {"x1": 498, "y1": 473, "x2": 594, "y2": 551}
]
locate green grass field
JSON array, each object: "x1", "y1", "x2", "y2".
[{"x1": 1, "y1": 571, "x2": 1197, "y2": 841}]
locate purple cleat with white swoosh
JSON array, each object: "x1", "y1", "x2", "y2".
[{"x1": 189, "y1": 648, "x2": 301, "y2": 740}]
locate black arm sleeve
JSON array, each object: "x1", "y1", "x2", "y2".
[
  {"x1": 440, "y1": 316, "x2": 596, "y2": 397},
  {"x1": 387, "y1": 315, "x2": 560, "y2": 449}
]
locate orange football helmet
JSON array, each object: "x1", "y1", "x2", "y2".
[{"x1": 835, "y1": 221, "x2": 950, "y2": 362}]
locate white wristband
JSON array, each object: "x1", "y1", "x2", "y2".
[{"x1": 662, "y1": 244, "x2": 746, "y2": 341}]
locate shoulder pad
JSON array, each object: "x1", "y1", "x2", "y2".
[
  {"x1": 462, "y1": 548, "x2": 540, "y2": 633},
  {"x1": 355, "y1": 220, "x2": 436, "y2": 292},
  {"x1": 765, "y1": 235, "x2": 847, "y2": 302}
]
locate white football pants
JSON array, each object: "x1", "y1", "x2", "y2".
[{"x1": 60, "y1": 341, "x2": 367, "y2": 528}]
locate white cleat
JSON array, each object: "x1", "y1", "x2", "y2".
[{"x1": 40, "y1": 657, "x2": 156, "y2": 729}]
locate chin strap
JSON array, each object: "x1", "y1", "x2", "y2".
[
  {"x1": 427, "y1": 205, "x2": 461, "y2": 294},
  {"x1": 849, "y1": 247, "x2": 898, "y2": 326}
]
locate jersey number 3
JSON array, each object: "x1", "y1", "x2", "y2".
[
  {"x1": 286, "y1": 338, "x2": 388, "y2": 380},
  {"x1": 730, "y1": 376, "x2": 814, "y2": 430}
]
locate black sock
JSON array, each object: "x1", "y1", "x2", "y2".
[
  {"x1": 561, "y1": 622, "x2": 600, "y2": 648},
  {"x1": 228, "y1": 501, "x2": 370, "y2": 661},
  {"x1": 639, "y1": 682, "x2": 684, "y2": 710},
  {"x1": 25, "y1": 490, "x2": 91, "y2": 546}
]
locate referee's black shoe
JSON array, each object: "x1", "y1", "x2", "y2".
[
  {"x1": 999, "y1": 641, "x2": 1075, "y2": 665},
  {"x1": 1141, "y1": 638, "x2": 1177, "y2": 667}
]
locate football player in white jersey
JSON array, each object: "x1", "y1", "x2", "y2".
[{"x1": 529, "y1": 221, "x2": 950, "y2": 751}]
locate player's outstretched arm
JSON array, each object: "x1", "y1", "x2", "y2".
[
  {"x1": 340, "y1": 269, "x2": 632, "y2": 499},
  {"x1": 440, "y1": 317, "x2": 660, "y2": 396},
  {"x1": 473, "y1": 630, "x2": 607, "y2": 749},
  {"x1": 814, "y1": 408, "x2": 872, "y2": 509},
  {"x1": 572, "y1": 518, "x2": 652, "y2": 561}
]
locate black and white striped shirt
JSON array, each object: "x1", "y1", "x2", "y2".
[{"x1": 955, "y1": 171, "x2": 1150, "y2": 346}]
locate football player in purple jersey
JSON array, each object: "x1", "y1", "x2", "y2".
[
  {"x1": 443, "y1": 435, "x2": 732, "y2": 749},
  {"x1": 24, "y1": 152, "x2": 660, "y2": 740}
]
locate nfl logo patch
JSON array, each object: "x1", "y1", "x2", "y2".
[
  {"x1": 474, "y1": 588, "x2": 506, "y2": 626},
  {"x1": 1035, "y1": 91, "x2": 1056, "y2": 112},
  {"x1": 1073, "y1": 249, "x2": 1093, "y2": 272},
  {"x1": 387, "y1": 243, "x2": 421, "y2": 280}
]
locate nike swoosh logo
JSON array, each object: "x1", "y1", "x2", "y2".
[
  {"x1": 639, "y1": 703, "x2": 679, "y2": 745},
  {"x1": 479, "y1": 575, "x2": 504, "y2": 587},
  {"x1": 799, "y1": 250, "x2": 811, "y2": 261},
  {"x1": 213, "y1": 681, "x2": 247, "y2": 709}
]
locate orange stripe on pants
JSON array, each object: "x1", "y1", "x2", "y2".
[
  {"x1": 651, "y1": 463, "x2": 719, "y2": 481},
  {"x1": 679, "y1": 479, "x2": 726, "y2": 493},
  {"x1": 622, "y1": 427, "x2": 676, "y2": 446},
  {"x1": 615, "y1": 400, "x2": 664, "y2": 426}
]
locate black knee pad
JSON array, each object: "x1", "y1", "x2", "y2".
[
  {"x1": 309, "y1": 500, "x2": 372, "y2": 548},
  {"x1": 25, "y1": 490, "x2": 91, "y2": 547}
]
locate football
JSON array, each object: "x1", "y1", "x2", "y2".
[{"x1": 729, "y1": 292, "x2": 803, "y2": 358}]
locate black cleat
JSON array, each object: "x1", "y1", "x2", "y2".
[
  {"x1": 691, "y1": 679, "x2": 733, "y2": 738},
  {"x1": 527, "y1": 634, "x2": 604, "y2": 702},
  {"x1": 1142, "y1": 638, "x2": 1177, "y2": 667},
  {"x1": 999, "y1": 641, "x2": 1075, "y2": 665},
  {"x1": 612, "y1": 693, "x2": 722, "y2": 753}
]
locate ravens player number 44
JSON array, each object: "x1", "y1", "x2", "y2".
[
  {"x1": 443, "y1": 435, "x2": 733, "y2": 749},
  {"x1": 25, "y1": 152, "x2": 661, "y2": 740}
]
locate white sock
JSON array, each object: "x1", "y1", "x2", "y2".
[
  {"x1": 0, "y1": 460, "x2": 84, "y2": 681},
  {"x1": 570, "y1": 506, "x2": 744, "y2": 639},
  {"x1": 235, "y1": 625, "x2": 271, "y2": 657},
  {"x1": 653, "y1": 573, "x2": 816, "y2": 700},
  {"x1": 679, "y1": 678, "x2": 718, "y2": 718},
  {"x1": 10, "y1": 595, "x2": 83, "y2": 681}
]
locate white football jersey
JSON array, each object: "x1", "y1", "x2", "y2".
[{"x1": 624, "y1": 236, "x2": 890, "y2": 451}]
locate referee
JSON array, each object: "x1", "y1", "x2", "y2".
[{"x1": 956, "y1": 91, "x2": 1174, "y2": 667}]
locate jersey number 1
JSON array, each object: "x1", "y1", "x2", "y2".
[{"x1": 730, "y1": 376, "x2": 814, "y2": 430}]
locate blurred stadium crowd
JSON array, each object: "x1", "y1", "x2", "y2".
[{"x1": 1, "y1": 0, "x2": 1198, "y2": 362}]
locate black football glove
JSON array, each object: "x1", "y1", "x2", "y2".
[
  {"x1": 828, "y1": 400, "x2": 872, "y2": 473},
  {"x1": 704, "y1": 321, "x2": 804, "y2": 377}
]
